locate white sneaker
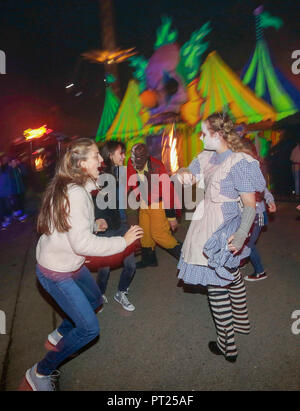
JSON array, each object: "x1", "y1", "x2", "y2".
[
  {"x1": 98, "y1": 305, "x2": 104, "y2": 314},
  {"x1": 47, "y1": 329, "x2": 63, "y2": 348},
  {"x1": 97, "y1": 295, "x2": 108, "y2": 314},
  {"x1": 25, "y1": 364, "x2": 60, "y2": 391},
  {"x1": 114, "y1": 291, "x2": 135, "y2": 311}
]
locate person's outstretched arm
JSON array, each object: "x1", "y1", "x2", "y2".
[{"x1": 228, "y1": 192, "x2": 256, "y2": 255}]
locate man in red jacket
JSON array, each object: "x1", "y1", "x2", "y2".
[{"x1": 127, "y1": 143, "x2": 181, "y2": 268}]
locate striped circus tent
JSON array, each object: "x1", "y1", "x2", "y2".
[
  {"x1": 106, "y1": 79, "x2": 147, "y2": 142},
  {"x1": 242, "y1": 8, "x2": 300, "y2": 121},
  {"x1": 95, "y1": 86, "x2": 120, "y2": 142},
  {"x1": 197, "y1": 51, "x2": 277, "y2": 124},
  {"x1": 105, "y1": 79, "x2": 149, "y2": 159}
]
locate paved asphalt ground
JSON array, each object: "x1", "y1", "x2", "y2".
[{"x1": 0, "y1": 201, "x2": 299, "y2": 391}]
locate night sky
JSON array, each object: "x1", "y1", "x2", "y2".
[{"x1": 0, "y1": 0, "x2": 300, "y2": 151}]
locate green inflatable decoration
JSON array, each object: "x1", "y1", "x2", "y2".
[
  {"x1": 260, "y1": 11, "x2": 283, "y2": 30},
  {"x1": 105, "y1": 74, "x2": 116, "y2": 84},
  {"x1": 95, "y1": 86, "x2": 120, "y2": 142},
  {"x1": 128, "y1": 55, "x2": 148, "y2": 92},
  {"x1": 154, "y1": 16, "x2": 178, "y2": 49},
  {"x1": 177, "y1": 22, "x2": 211, "y2": 85},
  {"x1": 242, "y1": 7, "x2": 300, "y2": 121}
]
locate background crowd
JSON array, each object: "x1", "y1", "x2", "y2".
[{"x1": 0, "y1": 155, "x2": 28, "y2": 229}]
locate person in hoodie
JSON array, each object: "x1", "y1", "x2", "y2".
[
  {"x1": 9, "y1": 157, "x2": 28, "y2": 222},
  {"x1": 94, "y1": 140, "x2": 137, "y2": 312}
]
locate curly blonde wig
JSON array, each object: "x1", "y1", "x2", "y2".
[{"x1": 205, "y1": 112, "x2": 250, "y2": 154}]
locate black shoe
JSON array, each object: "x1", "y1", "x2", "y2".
[
  {"x1": 136, "y1": 247, "x2": 151, "y2": 269},
  {"x1": 136, "y1": 247, "x2": 158, "y2": 269},
  {"x1": 166, "y1": 242, "x2": 182, "y2": 260},
  {"x1": 208, "y1": 341, "x2": 237, "y2": 363},
  {"x1": 148, "y1": 249, "x2": 158, "y2": 266}
]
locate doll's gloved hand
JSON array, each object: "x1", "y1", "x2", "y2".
[{"x1": 228, "y1": 206, "x2": 256, "y2": 254}]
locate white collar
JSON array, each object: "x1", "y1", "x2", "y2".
[{"x1": 84, "y1": 178, "x2": 98, "y2": 192}]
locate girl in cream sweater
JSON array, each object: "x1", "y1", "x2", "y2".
[{"x1": 25, "y1": 138, "x2": 143, "y2": 391}]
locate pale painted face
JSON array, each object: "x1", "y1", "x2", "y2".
[
  {"x1": 111, "y1": 145, "x2": 125, "y2": 166},
  {"x1": 201, "y1": 121, "x2": 221, "y2": 151},
  {"x1": 81, "y1": 144, "x2": 103, "y2": 179}
]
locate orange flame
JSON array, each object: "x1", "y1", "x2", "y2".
[
  {"x1": 24, "y1": 125, "x2": 52, "y2": 141},
  {"x1": 82, "y1": 48, "x2": 137, "y2": 64},
  {"x1": 34, "y1": 155, "x2": 44, "y2": 171}
]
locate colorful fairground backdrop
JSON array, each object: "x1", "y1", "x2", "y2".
[{"x1": 92, "y1": 6, "x2": 300, "y2": 194}]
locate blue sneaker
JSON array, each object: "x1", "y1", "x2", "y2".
[
  {"x1": 1, "y1": 217, "x2": 11, "y2": 229},
  {"x1": 18, "y1": 214, "x2": 28, "y2": 222},
  {"x1": 13, "y1": 210, "x2": 22, "y2": 218},
  {"x1": 25, "y1": 364, "x2": 60, "y2": 391}
]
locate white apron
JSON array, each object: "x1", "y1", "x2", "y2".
[{"x1": 182, "y1": 151, "x2": 256, "y2": 266}]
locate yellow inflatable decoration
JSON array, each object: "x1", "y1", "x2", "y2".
[{"x1": 180, "y1": 79, "x2": 205, "y2": 126}]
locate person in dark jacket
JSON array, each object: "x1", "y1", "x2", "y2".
[
  {"x1": 0, "y1": 156, "x2": 13, "y2": 229},
  {"x1": 94, "y1": 140, "x2": 136, "y2": 312},
  {"x1": 9, "y1": 158, "x2": 27, "y2": 221}
]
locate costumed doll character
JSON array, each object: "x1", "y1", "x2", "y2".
[{"x1": 176, "y1": 113, "x2": 266, "y2": 362}]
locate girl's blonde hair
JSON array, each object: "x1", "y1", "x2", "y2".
[
  {"x1": 37, "y1": 138, "x2": 96, "y2": 235},
  {"x1": 205, "y1": 112, "x2": 250, "y2": 154}
]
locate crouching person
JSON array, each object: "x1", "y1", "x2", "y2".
[{"x1": 24, "y1": 138, "x2": 143, "y2": 391}]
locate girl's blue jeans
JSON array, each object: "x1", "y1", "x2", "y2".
[
  {"x1": 96, "y1": 222, "x2": 136, "y2": 294},
  {"x1": 36, "y1": 264, "x2": 102, "y2": 376}
]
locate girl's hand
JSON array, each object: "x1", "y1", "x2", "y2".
[
  {"x1": 227, "y1": 230, "x2": 248, "y2": 256},
  {"x1": 228, "y1": 195, "x2": 256, "y2": 255},
  {"x1": 268, "y1": 202, "x2": 276, "y2": 213},
  {"x1": 227, "y1": 234, "x2": 239, "y2": 255},
  {"x1": 124, "y1": 225, "x2": 144, "y2": 247},
  {"x1": 95, "y1": 218, "x2": 108, "y2": 232},
  {"x1": 296, "y1": 205, "x2": 300, "y2": 211},
  {"x1": 176, "y1": 168, "x2": 195, "y2": 185}
]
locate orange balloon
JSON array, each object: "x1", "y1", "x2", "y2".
[{"x1": 140, "y1": 89, "x2": 158, "y2": 108}]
